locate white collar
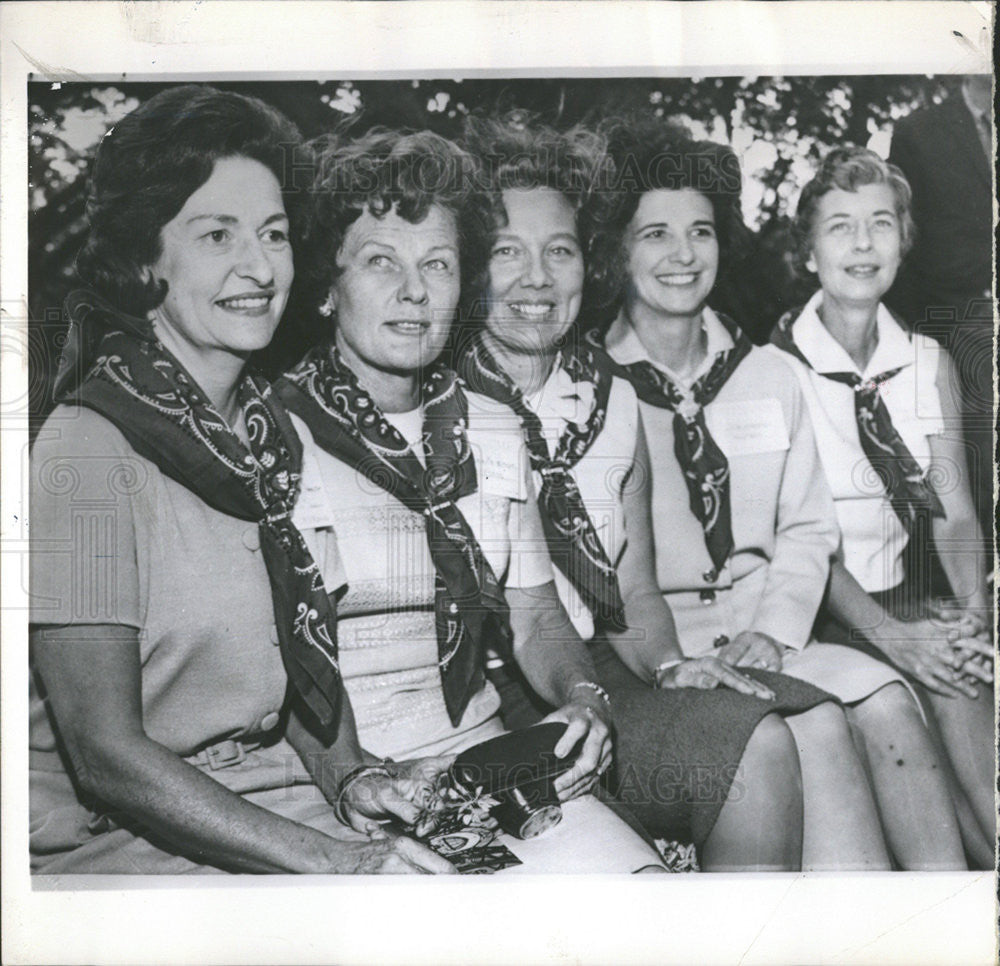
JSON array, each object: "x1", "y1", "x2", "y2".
[
  {"x1": 523, "y1": 355, "x2": 596, "y2": 427},
  {"x1": 605, "y1": 306, "x2": 734, "y2": 388},
  {"x1": 791, "y1": 291, "x2": 913, "y2": 380}
]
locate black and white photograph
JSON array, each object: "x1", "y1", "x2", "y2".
[{"x1": 2, "y1": 2, "x2": 996, "y2": 963}]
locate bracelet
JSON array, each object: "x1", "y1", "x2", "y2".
[
  {"x1": 570, "y1": 680, "x2": 612, "y2": 709},
  {"x1": 652, "y1": 657, "x2": 687, "y2": 687},
  {"x1": 333, "y1": 760, "x2": 394, "y2": 826}
]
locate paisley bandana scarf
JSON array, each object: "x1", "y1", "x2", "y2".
[
  {"x1": 455, "y1": 332, "x2": 627, "y2": 631},
  {"x1": 278, "y1": 345, "x2": 513, "y2": 727},
  {"x1": 605, "y1": 313, "x2": 752, "y2": 574},
  {"x1": 771, "y1": 309, "x2": 945, "y2": 533},
  {"x1": 55, "y1": 290, "x2": 342, "y2": 730}
]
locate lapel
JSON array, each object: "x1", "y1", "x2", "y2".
[{"x1": 942, "y1": 97, "x2": 991, "y2": 190}]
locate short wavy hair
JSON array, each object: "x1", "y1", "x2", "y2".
[
  {"x1": 75, "y1": 84, "x2": 303, "y2": 317},
  {"x1": 584, "y1": 114, "x2": 750, "y2": 321},
  {"x1": 458, "y1": 112, "x2": 610, "y2": 317},
  {"x1": 300, "y1": 127, "x2": 493, "y2": 315},
  {"x1": 791, "y1": 145, "x2": 915, "y2": 276}
]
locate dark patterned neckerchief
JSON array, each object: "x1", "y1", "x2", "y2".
[
  {"x1": 55, "y1": 290, "x2": 342, "y2": 730},
  {"x1": 278, "y1": 345, "x2": 513, "y2": 727},
  {"x1": 455, "y1": 331, "x2": 627, "y2": 631},
  {"x1": 771, "y1": 307, "x2": 945, "y2": 533},
  {"x1": 604, "y1": 312, "x2": 752, "y2": 573}
]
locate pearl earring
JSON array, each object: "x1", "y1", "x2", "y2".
[{"x1": 319, "y1": 293, "x2": 335, "y2": 318}]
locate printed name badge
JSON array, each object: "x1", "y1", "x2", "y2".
[
  {"x1": 292, "y1": 445, "x2": 338, "y2": 531},
  {"x1": 477, "y1": 438, "x2": 524, "y2": 500},
  {"x1": 705, "y1": 398, "x2": 790, "y2": 456}
]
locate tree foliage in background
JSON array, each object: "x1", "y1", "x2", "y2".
[{"x1": 27, "y1": 75, "x2": 954, "y2": 421}]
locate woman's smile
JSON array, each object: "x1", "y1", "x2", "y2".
[
  {"x1": 384, "y1": 318, "x2": 431, "y2": 333},
  {"x1": 215, "y1": 290, "x2": 277, "y2": 315},
  {"x1": 805, "y1": 183, "x2": 902, "y2": 306},
  {"x1": 149, "y1": 156, "x2": 293, "y2": 362},
  {"x1": 505, "y1": 299, "x2": 558, "y2": 320},
  {"x1": 485, "y1": 187, "x2": 584, "y2": 355},
  {"x1": 654, "y1": 271, "x2": 703, "y2": 287},
  {"x1": 625, "y1": 188, "x2": 719, "y2": 327},
  {"x1": 331, "y1": 203, "x2": 459, "y2": 385}
]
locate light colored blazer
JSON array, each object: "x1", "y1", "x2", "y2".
[{"x1": 605, "y1": 309, "x2": 840, "y2": 655}]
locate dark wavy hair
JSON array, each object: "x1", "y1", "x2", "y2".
[
  {"x1": 75, "y1": 84, "x2": 303, "y2": 317},
  {"x1": 584, "y1": 113, "x2": 751, "y2": 323},
  {"x1": 458, "y1": 112, "x2": 610, "y2": 320},
  {"x1": 791, "y1": 145, "x2": 915, "y2": 277},
  {"x1": 298, "y1": 127, "x2": 494, "y2": 319}
]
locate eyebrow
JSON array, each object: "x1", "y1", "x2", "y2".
[
  {"x1": 353, "y1": 240, "x2": 460, "y2": 257},
  {"x1": 185, "y1": 212, "x2": 288, "y2": 227},
  {"x1": 494, "y1": 231, "x2": 579, "y2": 243},
  {"x1": 821, "y1": 209, "x2": 896, "y2": 222},
  {"x1": 634, "y1": 219, "x2": 715, "y2": 233}
]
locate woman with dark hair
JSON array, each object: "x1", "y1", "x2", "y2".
[
  {"x1": 586, "y1": 115, "x2": 967, "y2": 870},
  {"x1": 278, "y1": 127, "x2": 666, "y2": 872},
  {"x1": 29, "y1": 85, "x2": 455, "y2": 874},
  {"x1": 770, "y1": 145, "x2": 994, "y2": 867},
  {"x1": 451, "y1": 114, "x2": 857, "y2": 871}
]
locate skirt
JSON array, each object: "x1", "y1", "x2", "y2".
[{"x1": 488, "y1": 638, "x2": 835, "y2": 848}]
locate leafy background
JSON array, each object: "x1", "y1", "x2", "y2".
[{"x1": 28, "y1": 74, "x2": 956, "y2": 420}]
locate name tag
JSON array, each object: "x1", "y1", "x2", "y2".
[
  {"x1": 477, "y1": 441, "x2": 524, "y2": 500},
  {"x1": 706, "y1": 399, "x2": 790, "y2": 456},
  {"x1": 481, "y1": 453, "x2": 523, "y2": 499},
  {"x1": 292, "y1": 445, "x2": 338, "y2": 531}
]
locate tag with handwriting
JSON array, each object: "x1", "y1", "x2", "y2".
[
  {"x1": 705, "y1": 399, "x2": 790, "y2": 456},
  {"x1": 292, "y1": 445, "x2": 338, "y2": 531}
]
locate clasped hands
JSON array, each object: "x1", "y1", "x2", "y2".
[
  {"x1": 883, "y1": 605, "x2": 994, "y2": 698},
  {"x1": 655, "y1": 631, "x2": 781, "y2": 701}
]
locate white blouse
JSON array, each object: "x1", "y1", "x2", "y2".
[
  {"x1": 606, "y1": 307, "x2": 840, "y2": 653},
  {"x1": 520, "y1": 357, "x2": 640, "y2": 640},
  {"x1": 289, "y1": 392, "x2": 552, "y2": 759},
  {"x1": 766, "y1": 291, "x2": 946, "y2": 592}
]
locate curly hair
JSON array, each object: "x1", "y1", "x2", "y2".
[
  {"x1": 75, "y1": 84, "x2": 303, "y2": 317},
  {"x1": 584, "y1": 113, "x2": 750, "y2": 322},
  {"x1": 458, "y1": 112, "x2": 611, "y2": 318},
  {"x1": 791, "y1": 145, "x2": 915, "y2": 276},
  {"x1": 299, "y1": 127, "x2": 493, "y2": 316}
]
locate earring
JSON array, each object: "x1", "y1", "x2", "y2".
[{"x1": 319, "y1": 293, "x2": 335, "y2": 318}]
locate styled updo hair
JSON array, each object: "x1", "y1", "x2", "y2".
[
  {"x1": 299, "y1": 127, "x2": 493, "y2": 314},
  {"x1": 791, "y1": 145, "x2": 915, "y2": 276},
  {"x1": 75, "y1": 84, "x2": 303, "y2": 317},
  {"x1": 584, "y1": 113, "x2": 750, "y2": 323},
  {"x1": 459, "y1": 111, "x2": 610, "y2": 317}
]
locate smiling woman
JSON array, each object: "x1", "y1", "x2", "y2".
[
  {"x1": 28, "y1": 86, "x2": 458, "y2": 875},
  {"x1": 771, "y1": 146, "x2": 995, "y2": 868},
  {"x1": 152, "y1": 156, "x2": 293, "y2": 348},
  {"x1": 148, "y1": 156, "x2": 294, "y2": 419},
  {"x1": 587, "y1": 115, "x2": 969, "y2": 871},
  {"x1": 276, "y1": 127, "x2": 668, "y2": 873}
]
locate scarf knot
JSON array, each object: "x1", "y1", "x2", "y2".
[
  {"x1": 57, "y1": 290, "x2": 342, "y2": 730},
  {"x1": 279, "y1": 344, "x2": 513, "y2": 727},
  {"x1": 771, "y1": 308, "x2": 945, "y2": 534},
  {"x1": 604, "y1": 312, "x2": 752, "y2": 573},
  {"x1": 455, "y1": 331, "x2": 627, "y2": 631}
]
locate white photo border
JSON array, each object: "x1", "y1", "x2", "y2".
[{"x1": 2, "y1": 2, "x2": 996, "y2": 964}]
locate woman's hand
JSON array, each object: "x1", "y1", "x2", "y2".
[
  {"x1": 318, "y1": 827, "x2": 457, "y2": 874},
  {"x1": 878, "y1": 619, "x2": 988, "y2": 698},
  {"x1": 928, "y1": 601, "x2": 992, "y2": 642},
  {"x1": 541, "y1": 689, "x2": 613, "y2": 803},
  {"x1": 657, "y1": 655, "x2": 776, "y2": 701},
  {"x1": 716, "y1": 631, "x2": 784, "y2": 672},
  {"x1": 339, "y1": 756, "x2": 455, "y2": 837}
]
